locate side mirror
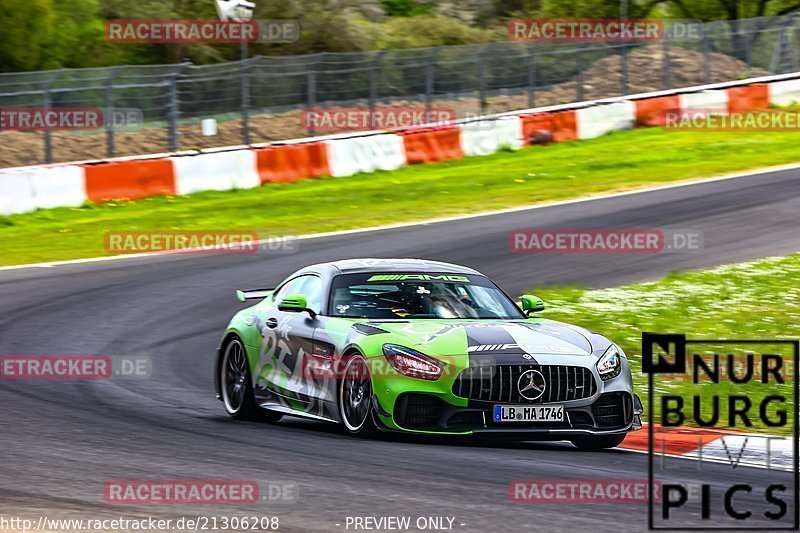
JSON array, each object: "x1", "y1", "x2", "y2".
[
  {"x1": 520, "y1": 294, "x2": 545, "y2": 315},
  {"x1": 278, "y1": 294, "x2": 316, "y2": 317}
]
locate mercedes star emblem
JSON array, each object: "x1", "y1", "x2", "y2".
[{"x1": 517, "y1": 369, "x2": 547, "y2": 401}]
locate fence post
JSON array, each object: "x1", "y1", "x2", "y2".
[
  {"x1": 105, "y1": 66, "x2": 123, "y2": 158},
  {"x1": 770, "y1": 23, "x2": 786, "y2": 73},
  {"x1": 307, "y1": 53, "x2": 319, "y2": 137},
  {"x1": 790, "y1": 16, "x2": 800, "y2": 72},
  {"x1": 43, "y1": 90, "x2": 52, "y2": 164},
  {"x1": 241, "y1": 55, "x2": 252, "y2": 145},
  {"x1": 744, "y1": 19, "x2": 754, "y2": 70},
  {"x1": 478, "y1": 43, "x2": 489, "y2": 115},
  {"x1": 769, "y1": 16, "x2": 797, "y2": 74},
  {"x1": 662, "y1": 36, "x2": 671, "y2": 90},
  {"x1": 369, "y1": 50, "x2": 386, "y2": 129},
  {"x1": 620, "y1": 0, "x2": 628, "y2": 96},
  {"x1": 703, "y1": 29, "x2": 712, "y2": 83},
  {"x1": 167, "y1": 62, "x2": 190, "y2": 153},
  {"x1": 621, "y1": 43, "x2": 629, "y2": 96},
  {"x1": 42, "y1": 69, "x2": 63, "y2": 164},
  {"x1": 425, "y1": 47, "x2": 440, "y2": 122},
  {"x1": 527, "y1": 42, "x2": 536, "y2": 108},
  {"x1": 781, "y1": 15, "x2": 800, "y2": 73},
  {"x1": 577, "y1": 46, "x2": 585, "y2": 101}
]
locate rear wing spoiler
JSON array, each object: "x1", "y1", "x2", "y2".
[{"x1": 236, "y1": 288, "x2": 275, "y2": 302}]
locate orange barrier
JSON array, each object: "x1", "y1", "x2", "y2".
[
  {"x1": 550, "y1": 110, "x2": 578, "y2": 142},
  {"x1": 521, "y1": 114, "x2": 554, "y2": 145},
  {"x1": 635, "y1": 95, "x2": 681, "y2": 126},
  {"x1": 400, "y1": 127, "x2": 464, "y2": 164},
  {"x1": 727, "y1": 83, "x2": 769, "y2": 115},
  {"x1": 84, "y1": 159, "x2": 175, "y2": 202},
  {"x1": 256, "y1": 142, "x2": 330, "y2": 183}
]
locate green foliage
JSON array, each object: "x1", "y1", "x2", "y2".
[
  {"x1": 376, "y1": 14, "x2": 494, "y2": 48},
  {"x1": 0, "y1": 0, "x2": 128, "y2": 71},
  {"x1": 536, "y1": 0, "x2": 800, "y2": 20},
  {"x1": 492, "y1": 0, "x2": 544, "y2": 17},
  {"x1": 658, "y1": 0, "x2": 800, "y2": 19},
  {"x1": 380, "y1": 0, "x2": 431, "y2": 17},
  {"x1": 0, "y1": 0, "x2": 57, "y2": 71},
  {"x1": 48, "y1": 0, "x2": 113, "y2": 67},
  {"x1": 538, "y1": 0, "x2": 633, "y2": 17},
  {"x1": 1, "y1": 0, "x2": 800, "y2": 71},
  {"x1": 285, "y1": 5, "x2": 376, "y2": 53}
]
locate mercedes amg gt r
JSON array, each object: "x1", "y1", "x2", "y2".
[{"x1": 215, "y1": 258, "x2": 643, "y2": 450}]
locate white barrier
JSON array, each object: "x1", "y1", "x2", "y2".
[
  {"x1": 0, "y1": 170, "x2": 35, "y2": 216},
  {"x1": 325, "y1": 134, "x2": 406, "y2": 178},
  {"x1": 459, "y1": 116, "x2": 523, "y2": 156},
  {"x1": 172, "y1": 150, "x2": 260, "y2": 195},
  {"x1": 680, "y1": 90, "x2": 730, "y2": 115},
  {"x1": 2, "y1": 73, "x2": 800, "y2": 216},
  {"x1": 29, "y1": 165, "x2": 87, "y2": 210},
  {"x1": 768, "y1": 79, "x2": 800, "y2": 107},
  {"x1": 576, "y1": 101, "x2": 636, "y2": 140}
]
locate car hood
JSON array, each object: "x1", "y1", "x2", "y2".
[{"x1": 362, "y1": 318, "x2": 598, "y2": 365}]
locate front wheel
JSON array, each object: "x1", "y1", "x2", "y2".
[
  {"x1": 570, "y1": 433, "x2": 626, "y2": 451},
  {"x1": 339, "y1": 353, "x2": 378, "y2": 437},
  {"x1": 220, "y1": 336, "x2": 282, "y2": 422}
]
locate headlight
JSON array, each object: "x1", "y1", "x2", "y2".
[
  {"x1": 382, "y1": 344, "x2": 443, "y2": 380},
  {"x1": 596, "y1": 345, "x2": 622, "y2": 380}
]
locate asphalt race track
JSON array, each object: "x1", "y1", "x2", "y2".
[{"x1": 1, "y1": 168, "x2": 799, "y2": 532}]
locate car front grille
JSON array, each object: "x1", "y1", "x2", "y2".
[{"x1": 452, "y1": 364, "x2": 597, "y2": 404}]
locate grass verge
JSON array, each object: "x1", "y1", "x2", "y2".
[
  {"x1": 535, "y1": 253, "x2": 800, "y2": 435},
  {"x1": 4, "y1": 126, "x2": 800, "y2": 265}
]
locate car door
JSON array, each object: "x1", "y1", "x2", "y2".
[{"x1": 253, "y1": 274, "x2": 325, "y2": 415}]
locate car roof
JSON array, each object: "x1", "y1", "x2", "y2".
[{"x1": 295, "y1": 258, "x2": 484, "y2": 277}]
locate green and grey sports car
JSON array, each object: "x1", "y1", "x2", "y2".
[{"x1": 215, "y1": 258, "x2": 643, "y2": 450}]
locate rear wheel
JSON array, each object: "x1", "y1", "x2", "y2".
[
  {"x1": 339, "y1": 353, "x2": 378, "y2": 437},
  {"x1": 220, "y1": 336, "x2": 282, "y2": 422},
  {"x1": 570, "y1": 433, "x2": 626, "y2": 451}
]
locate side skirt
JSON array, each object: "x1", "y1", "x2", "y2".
[{"x1": 256, "y1": 401, "x2": 338, "y2": 423}]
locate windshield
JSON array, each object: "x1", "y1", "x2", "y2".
[{"x1": 329, "y1": 272, "x2": 524, "y2": 319}]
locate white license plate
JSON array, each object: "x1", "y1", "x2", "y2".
[{"x1": 493, "y1": 404, "x2": 564, "y2": 423}]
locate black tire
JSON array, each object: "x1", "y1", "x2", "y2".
[
  {"x1": 338, "y1": 353, "x2": 378, "y2": 437},
  {"x1": 220, "y1": 336, "x2": 282, "y2": 422},
  {"x1": 570, "y1": 433, "x2": 626, "y2": 451}
]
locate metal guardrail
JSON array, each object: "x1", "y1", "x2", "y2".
[{"x1": 1, "y1": 15, "x2": 799, "y2": 167}]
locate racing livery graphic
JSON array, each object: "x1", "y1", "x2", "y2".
[{"x1": 215, "y1": 259, "x2": 643, "y2": 449}]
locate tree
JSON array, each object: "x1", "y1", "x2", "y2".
[
  {"x1": 0, "y1": 0, "x2": 57, "y2": 72},
  {"x1": 0, "y1": 0, "x2": 127, "y2": 72},
  {"x1": 531, "y1": 0, "x2": 800, "y2": 19},
  {"x1": 47, "y1": 0, "x2": 116, "y2": 68},
  {"x1": 655, "y1": 0, "x2": 800, "y2": 19},
  {"x1": 380, "y1": 0, "x2": 432, "y2": 16},
  {"x1": 539, "y1": 0, "x2": 648, "y2": 17}
]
